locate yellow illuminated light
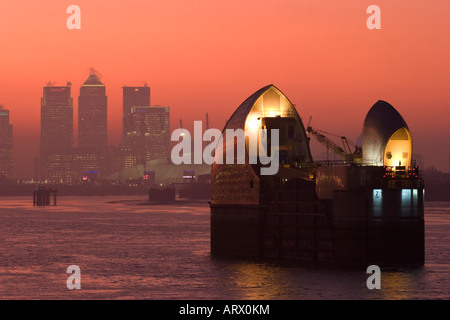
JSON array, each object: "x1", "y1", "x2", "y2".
[
  {"x1": 383, "y1": 127, "x2": 412, "y2": 169},
  {"x1": 247, "y1": 117, "x2": 261, "y2": 130},
  {"x1": 244, "y1": 87, "x2": 291, "y2": 132},
  {"x1": 263, "y1": 108, "x2": 281, "y2": 118}
]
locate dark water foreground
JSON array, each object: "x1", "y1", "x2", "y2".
[{"x1": 0, "y1": 197, "x2": 448, "y2": 300}]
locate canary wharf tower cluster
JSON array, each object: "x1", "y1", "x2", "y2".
[{"x1": 36, "y1": 73, "x2": 170, "y2": 184}]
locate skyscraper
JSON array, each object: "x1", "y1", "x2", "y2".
[
  {"x1": 0, "y1": 107, "x2": 13, "y2": 178},
  {"x1": 122, "y1": 86, "x2": 150, "y2": 139},
  {"x1": 78, "y1": 73, "x2": 107, "y2": 151},
  {"x1": 73, "y1": 73, "x2": 108, "y2": 181},
  {"x1": 124, "y1": 106, "x2": 170, "y2": 165},
  {"x1": 120, "y1": 85, "x2": 151, "y2": 169},
  {"x1": 40, "y1": 83, "x2": 73, "y2": 183}
]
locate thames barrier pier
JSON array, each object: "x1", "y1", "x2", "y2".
[
  {"x1": 210, "y1": 85, "x2": 424, "y2": 266},
  {"x1": 33, "y1": 186, "x2": 57, "y2": 206}
]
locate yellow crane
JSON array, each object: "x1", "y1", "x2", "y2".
[{"x1": 306, "y1": 116, "x2": 362, "y2": 163}]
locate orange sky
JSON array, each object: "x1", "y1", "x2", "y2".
[{"x1": 1, "y1": 0, "x2": 450, "y2": 178}]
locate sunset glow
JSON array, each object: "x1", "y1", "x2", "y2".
[{"x1": 1, "y1": 0, "x2": 449, "y2": 178}]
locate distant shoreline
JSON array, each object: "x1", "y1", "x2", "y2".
[
  {"x1": 0, "y1": 184, "x2": 149, "y2": 197},
  {"x1": 1, "y1": 181, "x2": 449, "y2": 201}
]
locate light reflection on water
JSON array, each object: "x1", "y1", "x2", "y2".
[{"x1": 0, "y1": 196, "x2": 449, "y2": 299}]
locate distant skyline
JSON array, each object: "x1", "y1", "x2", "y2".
[{"x1": 1, "y1": 1, "x2": 450, "y2": 178}]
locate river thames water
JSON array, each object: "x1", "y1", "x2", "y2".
[{"x1": 0, "y1": 196, "x2": 448, "y2": 300}]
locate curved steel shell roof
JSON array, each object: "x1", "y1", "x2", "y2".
[
  {"x1": 217, "y1": 84, "x2": 312, "y2": 164},
  {"x1": 211, "y1": 84, "x2": 312, "y2": 205},
  {"x1": 362, "y1": 100, "x2": 410, "y2": 165},
  {"x1": 223, "y1": 84, "x2": 274, "y2": 131}
]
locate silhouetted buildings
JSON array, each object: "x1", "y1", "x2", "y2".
[
  {"x1": 142, "y1": 106, "x2": 170, "y2": 161},
  {"x1": 121, "y1": 86, "x2": 155, "y2": 169},
  {"x1": 0, "y1": 108, "x2": 13, "y2": 178},
  {"x1": 123, "y1": 106, "x2": 170, "y2": 166},
  {"x1": 122, "y1": 86, "x2": 150, "y2": 140},
  {"x1": 36, "y1": 79, "x2": 172, "y2": 184},
  {"x1": 40, "y1": 83, "x2": 73, "y2": 183},
  {"x1": 21, "y1": 76, "x2": 183, "y2": 184},
  {"x1": 73, "y1": 73, "x2": 108, "y2": 180}
]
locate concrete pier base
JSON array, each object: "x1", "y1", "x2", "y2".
[{"x1": 211, "y1": 175, "x2": 425, "y2": 266}]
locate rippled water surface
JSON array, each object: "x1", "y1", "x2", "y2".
[{"x1": 0, "y1": 196, "x2": 449, "y2": 299}]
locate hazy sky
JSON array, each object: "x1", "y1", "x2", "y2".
[{"x1": 1, "y1": 0, "x2": 449, "y2": 178}]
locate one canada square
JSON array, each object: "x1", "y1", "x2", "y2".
[
  {"x1": 76, "y1": 73, "x2": 107, "y2": 178},
  {"x1": 78, "y1": 73, "x2": 107, "y2": 151}
]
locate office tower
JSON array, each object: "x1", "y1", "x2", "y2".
[
  {"x1": 40, "y1": 83, "x2": 73, "y2": 183},
  {"x1": 123, "y1": 106, "x2": 170, "y2": 166},
  {"x1": 121, "y1": 85, "x2": 151, "y2": 169},
  {"x1": 78, "y1": 73, "x2": 107, "y2": 151},
  {"x1": 74, "y1": 73, "x2": 108, "y2": 181},
  {"x1": 122, "y1": 86, "x2": 150, "y2": 139},
  {"x1": 0, "y1": 108, "x2": 13, "y2": 178}
]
